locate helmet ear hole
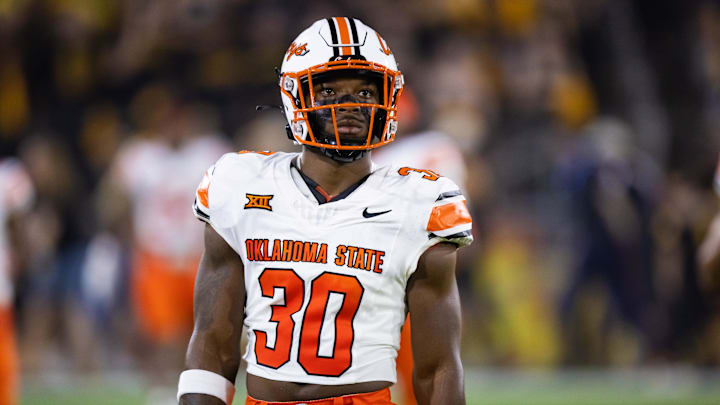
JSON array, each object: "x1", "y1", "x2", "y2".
[{"x1": 285, "y1": 124, "x2": 294, "y2": 140}]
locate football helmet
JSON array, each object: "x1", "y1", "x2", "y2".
[{"x1": 279, "y1": 17, "x2": 404, "y2": 162}]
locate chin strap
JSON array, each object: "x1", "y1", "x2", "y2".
[{"x1": 305, "y1": 144, "x2": 369, "y2": 163}]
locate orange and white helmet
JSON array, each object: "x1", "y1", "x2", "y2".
[{"x1": 279, "y1": 17, "x2": 404, "y2": 160}]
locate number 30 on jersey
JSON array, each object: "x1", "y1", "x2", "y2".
[{"x1": 254, "y1": 269, "x2": 364, "y2": 377}]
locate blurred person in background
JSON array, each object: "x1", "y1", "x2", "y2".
[
  {"x1": 699, "y1": 158, "x2": 720, "y2": 291},
  {"x1": 98, "y1": 82, "x2": 229, "y2": 375},
  {"x1": 455, "y1": 3, "x2": 577, "y2": 368},
  {"x1": 16, "y1": 134, "x2": 98, "y2": 373},
  {"x1": 652, "y1": 173, "x2": 713, "y2": 362},
  {"x1": 695, "y1": 157, "x2": 720, "y2": 364},
  {"x1": 0, "y1": 158, "x2": 34, "y2": 405},
  {"x1": 235, "y1": 113, "x2": 300, "y2": 154},
  {"x1": 556, "y1": 118, "x2": 662, "y2": 364}
]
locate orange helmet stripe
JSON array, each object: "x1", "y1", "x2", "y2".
[
  {"x1": 333, "y1": 17, "x2": 353, "y2": 56},
  {"x1": 427, "y1": 201, "x2": 472, "y2": 232}
]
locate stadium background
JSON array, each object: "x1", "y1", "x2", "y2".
[{"x1": 2, "y1": 0, "x2": 720, "y2": 404}]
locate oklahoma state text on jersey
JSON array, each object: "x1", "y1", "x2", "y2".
[{"x1": 192, "y1": 151, "x2": 472, "y2": 385}]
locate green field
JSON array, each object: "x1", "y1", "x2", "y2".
[{"x1": 21, "y1": 368, "x2": 720, "y2": 405}]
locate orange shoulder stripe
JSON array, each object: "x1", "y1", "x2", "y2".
[
  {"x1": 427, "y1": 201, "x2": 472, "y2": 232},
  {"x1": 238, "y1": 150, "x2": 275, "y2": 156},
  {"x1": 197, "y1": 171, "x2": 210, "y2": 208}
]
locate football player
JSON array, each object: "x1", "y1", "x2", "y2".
[
  {"x1": 102, "y1": 91, "x2": 229, "y2": 361},
  {"x1": 0, "y1": 158, "x2": 34, "y2": 405},
  {"x1": 699, "y1": 156, "x2": 720, "y2": 289},
  {"x1": 179, "y1": 18, "x2": 472, "y2": 405}
]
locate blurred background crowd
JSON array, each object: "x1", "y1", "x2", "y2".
[{"x1": 2, "y1": 0, "x2": 720, "y2": 403}]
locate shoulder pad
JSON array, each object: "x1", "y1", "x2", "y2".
[{"x1": 425, "y1": 176, "x2": 473, "y2": 248}]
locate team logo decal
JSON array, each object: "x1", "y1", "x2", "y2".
[
  {"x1": 245, "y1": 193, "x2": 273, "y2": 211},
  {"x1": 286, "y1": 42, "x2": 309, "y2": 61},
  {"x1": 362, "y1": 207, "x2": 391, "y2": 218},
  {"x1": 376, "y1": 32, "x2": 392, "y2": 55}
]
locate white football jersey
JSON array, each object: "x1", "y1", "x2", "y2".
[
  {"x1": 0, "y1": 158, "x2": 34, "y2": 306},
  {"x1": 193, "y1": 151, "x2": 472, "y2": 385},
  {"x1": 112, "y1": 135, "x2": 228, "y2": 263}
]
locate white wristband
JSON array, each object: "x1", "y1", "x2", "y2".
[{"x1": 177, "y1": 369, "x2": 235, "y2": 404}]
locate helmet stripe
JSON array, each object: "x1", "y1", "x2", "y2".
[
  {"x1": 325, "y1": 18, "x2": 340, "y2": 58},
  {"x1": 348, "y1": 18, "x2": 362, "y2": 56},
  {"x1": 333, "y1": 17, "x2": 353, "y2": 56}
]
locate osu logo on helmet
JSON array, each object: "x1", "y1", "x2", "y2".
[{"x1": 286, "y1": 42, "x2": 310, "y2": 61}]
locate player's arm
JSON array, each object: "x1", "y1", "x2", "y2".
[
  {"x1": 180, "y1": 224, "x2": 246, "y2": 405},
  {"x1": 407, "y1": 242, "x2": 465, "y2": 405}
]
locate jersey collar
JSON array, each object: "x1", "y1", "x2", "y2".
[{"x1": 289, "y1": 158, "x2": 371, "y2": 205}]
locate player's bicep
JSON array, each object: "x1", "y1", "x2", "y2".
[
  {"x1": 407, "y1": 242, "x2": 463, "y2": 382},
  {"x1": 186, "y1": 224, "x2": 246, "y2": 380}
]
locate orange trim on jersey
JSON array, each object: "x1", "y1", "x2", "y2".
[
  {"x1": 426, "y1": 201, "x2": 472, "y2": 232},
  {"x1": 245, "y1": 387, "x2": 393, "y2": 405},
  {"x1": 238, "y1": 150, "x2": 275, "y2": 156},
  {"x1": 197, "y1": 187, "x2": 209, "y2": 209},
  {"x1": 333, "y1": 17, "x2": 353, "y2": 55},
  {"x1": 197, "y1": 171, "x2": 210, "y2": 209},
  {"x1": 314, "y1": 186, "x2": 336, "y2": 202}
]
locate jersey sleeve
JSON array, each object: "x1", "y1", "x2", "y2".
[
  {"x1": 401, "y1": 174, "x2": 474, "y2": 281},
  {"x1": 424, "y1": 178, "x2": 473, "y2": 247},
  {"x1": 191, "y1": 153, "x2": 245, "y2": 253},
  {"x1": 193, "y1": 167, "x2": 213, "y2": 223}
]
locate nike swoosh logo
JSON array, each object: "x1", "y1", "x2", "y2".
[{"x1": 363, "y1": 208, "x2": 392, "y2": 218}]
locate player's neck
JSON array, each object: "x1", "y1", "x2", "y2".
[{"x1": 297, "y1": 149, "x2": 373, "y2": 197}]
